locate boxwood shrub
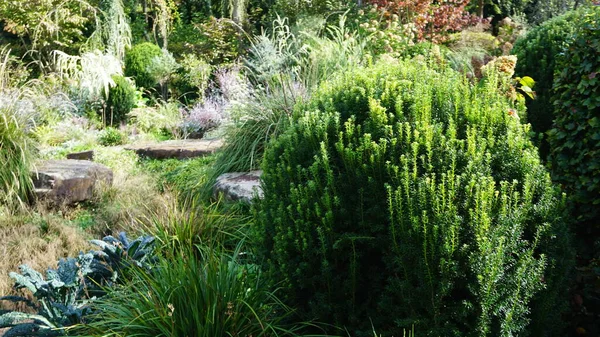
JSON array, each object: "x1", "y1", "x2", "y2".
[
  {"x1": 254, "y1": 60, "x2": 573, "y2": 336},
  {"x1": 125, "y1": 42, "x2": 162, "y2": 89},
  {"x1": 104, "y1": 75, "x2": 136, "y2": 126}
]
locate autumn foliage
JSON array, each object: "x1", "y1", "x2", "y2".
[{"x1": 368, "y1": 0, "x2": 484, "y2": 42}]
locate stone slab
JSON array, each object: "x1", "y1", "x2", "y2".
[
  {"x1": 32, "y1": 160, "x2": 113, "y2": 204},
  {"x1": 66, "y1": 150, "x2": 94, "y2": 161},
  {"x1": 214, "y1": 171, "x2": 263, "y2": 203},
  {"x1": 124, "y1": 139, "x2": 223, "y2": 159}
]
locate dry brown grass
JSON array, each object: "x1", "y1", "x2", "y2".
[
  {"x1": 83, "y1": 147, "x2": 172, "y2": 237},
  {"x1": 0, "y1": 208, "x2": 91, "y2": 306},
  {"x1": 0, "y1": 148, "x2": 172, "y2": 307}
]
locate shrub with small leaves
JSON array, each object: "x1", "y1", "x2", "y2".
[
  {"x1": 254, "y1": 60, "x2": 573, "y2": 336},
  {"x1": 103, "y1": 75, "x2": 136, "y2": 126},
  {"x1": 97, "y1": 127, "x2": 126, "y2": 146},
  {"x1": 124, "y1": 42, "x2": 163, "y2": 89}
]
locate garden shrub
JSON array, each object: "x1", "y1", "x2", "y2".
[
  {"x1": 548, "y1": 7, "x2": 600, "y2": 237},
  {"x1": 97, "y1": 127, "x2": 126, "y2": 146},
  {"x1": 254, "y1": 60, "x2": 572, "y2": 336},
  {"x1": 512, "y1": 8, "x2": 584, "y2": 157},
  {"x1": 103, "y1": 75, "x2": 136, "y2": 126},
  {"x1": 124, "y1": 42, "x2": 162, "y2": 89}
]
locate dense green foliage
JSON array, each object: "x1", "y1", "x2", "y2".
[
  {"x1": 124, "y1": 42, "x2": 163, "y2": 89},
  {"x1": 254, "y1": 60, "x2": 572, "y2": 336},
  {"x1": 512, "y1": 8, "x2": 583, "y2": 156},
  {"x1": 548, "y1": 7, "x2": 600, "y2": 235},
  {"x1": 104, "y1": 75, "x2": 136, "y2": 125}
]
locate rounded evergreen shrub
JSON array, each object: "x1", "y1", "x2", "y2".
[
  {"x1": 254, "y1": 60, "x2": 573, "y2": 336},
  {"x1": 512, "y1": 8, "x2": 585, "y2": 156},
  {"x1": 104, "y1": 75, "x2": 136, "y2": 126},
  {"x1": 124, "y1": 42, "x2": 162, "y2": 89},
  {"x1": 548, "y1": 7, "x2": 600, "y2": 236},
  {"x1": 97, "y1": 127, "x2": 126, "y2": 146}
]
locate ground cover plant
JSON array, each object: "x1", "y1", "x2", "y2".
[{"x1": 254, "y1": 59, "x2": 573, "y2": 336}]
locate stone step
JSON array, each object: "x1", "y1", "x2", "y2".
[
  {"x1": 214, "y1": 171, "x2": 263, "y2": 203},
  {"x1": 124, "y1": 139, "x2": 223, "y2": 159},
  {"x1": 32, "y1": 160, "x2": 113, "y2": 204}
]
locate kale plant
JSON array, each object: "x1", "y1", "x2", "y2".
[{"x1": 0, "y1": 232, "x2": 155, "y2": 336}]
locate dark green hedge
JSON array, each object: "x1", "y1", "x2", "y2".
[
  {"x1": 512, "y1": 8, "x2": 584, "y2": 157},
  {"x1": 548, "y1": 7, "x2": 600, "y2": 236}
]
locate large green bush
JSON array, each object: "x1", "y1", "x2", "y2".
[
  {"x1": 103, "y1": 75, "x2": 136, "y2": 126},
  {"x1": 548, "y1": 7, "x2": 600, "y2": 236},
  {"x1": 124, "y1": 42, "x2": 162, "y2": 89},
  {"x1": 512, "y1": 8, "x2": 584, "y2": 156},
  {"x1": 254, "y1": 60, "x2": 572, "y2": 336}
]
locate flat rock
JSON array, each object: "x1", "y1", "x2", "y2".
[
  {"x1": 124, "y1": 139, "x2": 223, "y2": 159},
  {"x1": 214, "y1": 171, "x2": 263, "y2": 203},
  {"x1": 33, "y1": 160, "x2": 113, "y2": 204},
  {"x1": 66, "y1": 150, "x2": 94, "y2": 161}
]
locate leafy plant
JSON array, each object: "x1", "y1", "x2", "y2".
[
  {"x1": 0, "y1": 233, "x2": 156, "y2": 336},
  {"x1": 254, "y1": 60, "x2": 573, "y2": 336},
  {"x1": 368, "y1": 0, "x2": 484, "y2": 43},
  {"x1": 195, "y1": 17, "x2": 242, "y2": 65},
  {"x1": 146, "y1": 48, "x2": 179, "y2": 100},
  {"x1": 128, "y1": 101, "x2": 182, "y2": 138},
  {"x1": 124, "y1": 42, "x2": 163, "y2": 89},
  {"x1": 53, "y1": 50, "x2": 123, "y2": 105},
  {"x1": 174, "y1": 53, "x2": 212, "y2": 100},
  {"x1": 0, "y1": 0, "x2": 98, "y2": 63}
]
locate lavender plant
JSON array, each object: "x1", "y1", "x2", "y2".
[{"x1": 179, "y1": 97, "x2": 226, "y2": 139}]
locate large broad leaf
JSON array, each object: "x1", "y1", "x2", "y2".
[
  {"x1": 9, "y1": 266, "x2": 45, "y2": 294},
  {"x1": 519, "y1": 76, "x2": 535, "y2": 88},
  {"x1": 0, "y1": 311, "x2": 56, "y2": 329}
]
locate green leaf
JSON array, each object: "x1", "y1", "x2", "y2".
[{"x1": 519, "y1": 76, "x2": 535, "y2": 88}]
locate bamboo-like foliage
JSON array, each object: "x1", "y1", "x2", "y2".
[{"x1": 255, "y1": 60, "x2": 573, "y2": 336}]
